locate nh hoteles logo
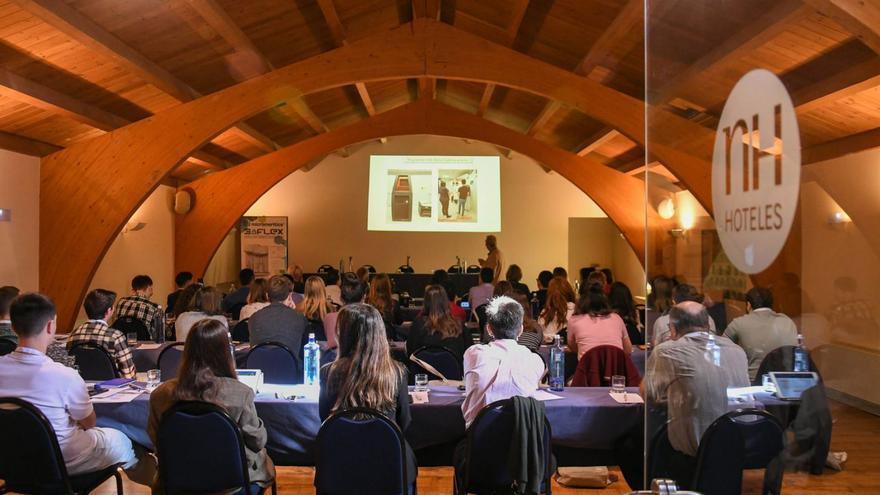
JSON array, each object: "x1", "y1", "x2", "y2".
[{"x1": 712, "y1": 69, "x2": 800, "y2": 274}]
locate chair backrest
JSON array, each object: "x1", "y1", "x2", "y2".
[
  {"x1": 69, "y1": 343, "x2": 118, "y2": 380},
  {"x1": 753, "y1": 345, "x2": 821, "y2": 385},
  {"x1": 731, "y1": 409, "x2": 785, "y2": 470},
  {"x1": 317, "y1": 264, "x2": 335, "y2": 273},
  {"x1": 570, "y1": 344, "x2": 641, "y2": 387},
  {"x1": 465, "y1": 264, "x2": 481, "y2": 274},
  {"x1": 692, "y1": 409, "x2": 750, "y2": 495},
  {"x1": 157, "y1": 401, "x2": 250, "y2": 494},
  {"x1": 462, "y1": 398, "x2": 553, "y2": 493},
  {"x1": 315, "y1": 407, "x2": 409, "y2": 495},
  {"x1": 398, "y1": 264, "x2": 415, "y2": 274},
  {"x1": 0, "y1": 397, "x2": 73, "y2": 494},
  {"x1": 246, "y1": 341, "x2": 301, "y2": 384},
  {"x1": 111, "y1": 315, "x2": 151, "y2": 341},
  {"x1": 448, "y1": 265, "x2": 463, "y2": 274},
  {"x1": 231, "y1": 318, "x2": 250, "y2": 343},
  {"x1": 0, "y1": 338, "x2": 16, "y2": 356},
  {"x1": 157, "y1": 343, "x2": 185, "y2": 382},
  {"x1": 410, "y1": 345, "x2": 463, "y2": 380}
]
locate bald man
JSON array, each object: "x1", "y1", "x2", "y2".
[{"x1": 642, "y1": 301, "x2": 749, "y2": 488}]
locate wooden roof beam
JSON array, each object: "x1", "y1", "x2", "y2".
[
  {"x1": 188, "y1": 152, "x2": 229, "y2": 170},
  {"x1": 418, "y1": 77, "x2": 437, "y2": 100},
  {"x1": 185, "y1": 0, "x2": 272, "y2": 69},
  {"x1": 525, "y1": 100, "x2": 561, "y2": 137},
  {"x1": 15, "y1": 0, "x2": 279, "y2": 153},
  {"x1": 412, "y1": 0, "x2": 441, "y2": 20},
  {"x1": 804, "y1": 0, "x2": 880, "y2": 55},
  {"x1": 802, "y1": 126, "x2": 880, "y2": 165},
  {"x1": 576, "y1": 128, "x2": 620, "y2": 157},
  {"x1": 789, "y1": 39, "x2": 880, "y2": 113},
  {"x1": 651, "y1": 0, "x2": 804, "y2": 108},
  {"x1": 475, "y1": 0, "x2": 529, "y2": 118},
  {"x1": 0, "y1": 130, "x2": 60, "y2": 157}
]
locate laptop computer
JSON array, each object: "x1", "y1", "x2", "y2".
[{"x1": 769, "y1": 371, "x2": 819, "y2": 401}]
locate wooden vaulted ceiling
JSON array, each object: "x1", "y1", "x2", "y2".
[{"x1": 1, "y1": 0, "x2": 879, "y2": 185}]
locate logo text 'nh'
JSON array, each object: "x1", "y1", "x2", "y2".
[{"x1": 722, "y1": 104, "x2": 782, "y2": 195}]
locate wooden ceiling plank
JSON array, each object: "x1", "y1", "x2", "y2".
[
  {"x1": 474, "y1": 1, "x2": 529, "y2": 119},
  {"x1": 574, "y1": 0, "x2": 642, "y2": 77},
  {"x1": 804, "y1": 0, "x2": 880, "y2": 55},
  {"x1": 355, "y1": 83, "x2": 376, "y2": 116},
  {"x1": 418, "y1": 77, "x2": 437, "y2": 100},
  {"x1": 477, "y1": 83, "x2": 494, "y2": 117},
  {"x1": 802, "y1": 126, "x2": 880, "y2": 164},
  {"x1": 188, "y1": 151, "x2": 227, "y2": 170},
  {"x1": 525, "y1": 100, "x2": 560, "y2": 136},
  {"x1": 412, "y1": 0, "x2": 441, "y2": 20},
  {"x1": 185, "y1": 0, "x2": 273, "y2": 69},
  {"x1": 576, "y1": 128, "x2": 620, "y2": 156},
  {"x1": 652, "y1": 0, "x2": 805, "y2": 107},
  {"x1": 230, "y1": 123, "x2": 280, "y2": 151},
  {"x1": 0, "y1": 130, "x2": 60, "y2": 156},
  {"x1": 0, "y1": 67, "x2": 129, "y2": 131}
]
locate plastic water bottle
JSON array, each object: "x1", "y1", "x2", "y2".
[
  {"x1": 704, "y1": 333, "x2": 721, "y2": 367},
  {"x1": 549, "y1": 335, "x2": 565, "y2": 391},
  {"x1": 304, "y1": 333, "x2": 321, "y2": 386},
  {"x1": 793, "y1": 334, "x2": 809, "y2": 372}
]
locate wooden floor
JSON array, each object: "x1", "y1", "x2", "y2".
[{"x1": 78, "y1": 400, "x2": 880, "y2": 494}]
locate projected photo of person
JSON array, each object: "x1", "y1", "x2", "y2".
[{"x1": 438, "y1": 169, "x2": 477, "y2": 223}]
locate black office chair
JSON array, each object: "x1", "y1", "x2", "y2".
[
  {"x1": 447, "y1": 265, "x2": 463, "y2": 274},
  {"x1": 0, "y1": 397, "x2": 125, "y2": 494},
  {"x1": 465, "y1": 265, "x2": 481, "y2": 274},
  {"x1": 362, "y1": 264, "x2": 377, "y2": 273},
  {"x1": 692, "y1": 408, "x2": 785, "y2": 495},
  {"x1": 315, "y1": 407, "x2": 414, "y2": 495},
  {"x1": 157, "y1": 343, "x2": 185, "y2": 382},
  {"x1": 245, "y1": 342, "x2": 301, "y2": 384},
  {"x1": 317, "y1": 264, "x2": 335, "y2": 273},
  {"x1": 454, "y1": 398, "x2": 553, "y2": 495},
  {"x1": 409, "y1": 345, "x2": 463, "y2": 381},
  {"x1": 0, "y1": 338, "x2": 16, "y2": 356},
  {"x1": 398, "y1": 264, "x2": 415, "y2": 274},
  {"x1": 111, "y1": 316, "x2": 151, "y2": 342},
  {"x1": 231, "y1": 319, "x2": 250, "y2": 343},
  {"x1": 69, "y1": 344, "x2": 118, "y2": 380},
  {"x1": 157, "y1": 401, "x2": 276, "y2": 495},
  {"x1": 752, "y1": 345, "x2": 822, "y2": 385}
]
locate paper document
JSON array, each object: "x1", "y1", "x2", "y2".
[
  {"x1": 726, "y1": 386, "x2": 767, "y2": 398},
  {"x1": 92, "y1": 388, "x2": 144, "y2": 403},
  {"x1": 137, "y1": 343, "x2": 163, "y2": 350},
  {"x1": 531, "y1": 390, "x2": 564, "y2": 401},
  {"x1": 409, "y1": 391, "x2": 430, "y2": 404},
  {"x1": 609, "y1": 392, "x2": 644, "y2": 404}
]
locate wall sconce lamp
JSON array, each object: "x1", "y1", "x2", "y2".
[
  {"x1": 658, "y1": 198, "x2": 675, "y2": 220},
  {"x1": 829, "y1": 211, "x2": 851, "y2": 224}
]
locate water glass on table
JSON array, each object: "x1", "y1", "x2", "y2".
[
  {"x1": 414, "y1": 373, "x2": 429, "y2": 392},
  {"x1": 146, "y1": 369, "x2": 161, "y2": 391},
  {"x1": 127, "y1": 332, "x2": 138, "y2": 347},
  {"x1": 611, "y1": 375, "x2": 626, "y2": 394}
]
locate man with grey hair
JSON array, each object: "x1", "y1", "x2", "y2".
[
  {"x1": 642, "y1": 301, "x2": 749, "y2": 488},
  {"x1": 461, "y1": 295, "x2": 545, "y2": 427}
]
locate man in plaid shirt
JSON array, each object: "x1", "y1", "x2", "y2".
[
  {"x1": 67, "y1": 289, "x2": 136, "y2": 379},
  {"x1": 114, "y1": 275, "x2": 164, "y2": 342}
]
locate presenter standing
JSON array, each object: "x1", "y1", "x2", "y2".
[{"x1": 478, "y1": 235, "x2": 504, "y2": 284}]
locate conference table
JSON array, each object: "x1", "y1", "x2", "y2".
[{"x1": 94, "y1": 383, "x2": 644, "y2": 467}]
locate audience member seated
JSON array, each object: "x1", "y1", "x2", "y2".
[
  {"x1": 609, "y1": 281, "x2": 644, "y2": 345},
  {"x1": 461, "y1": 295, "x2": 544, "y2": 428},
  {"x1": 0, "y1": 293, "x2": 154, "y2": 483},
  {"x1": 442, "y1": 281, "x2": 467, "y2": 323},
  {"x1": 249, "y1": 276, "x2": 307, "y2": 357},
  {"x1": 0, "y1": 286, "x2": 20, "y2": 345},
  {"x1": 281, "y1": 274, "x2": 305, "y2": 306},
  {"x1": 171, "y1": 284, "x2": 200, "y2": 318},
  {"x1": 505, "y1": 264, "x2": 531, "y2": 298},
  {"x1": 367, "y1": 273, "x2": 403, "y2": 339},
  {"x1": 239, "y1": 278, "x2": 270, "y2": 321},
  {"x1": 468, "y1": 267, "x2": 495, "y2": 311},
  {"x1": 114, "y1": 274, "x2": 164, "y2": 341},
  {"x1": 567, "y1": 284, "x2": 633, "y2": 361},
  {"x1": 296, "y1": 276, "x2": 333, "y2": 338},
  {"x1": 222, "y1": 269, "x2": 255, "y2": 318},
  {"x1": 175, "y1": 286, "x2": 228, "y2": 342},
  {"x1": 585, "y1": 270, "x2": 608, "y2": 295},
  {"x1": 531, "y1": 270, "x2": 552, "y2": 314},
  {"x1": 166, "y1": 271, "x2": 193, "y2": 315},
  {"x1": 537, "y1": 276, "x2": 575, "y2": 343},
  {"x1": 319, "y1": 303, "x2": 417, "y2": 486},
  {"x1": 653, "y1": 283, "x2": 715, "y2": 346},
  {"x1": 601, "y1": 268, "x2": 614, "y2": 286},
  {"x1": 67, "y1": 289, "x2": 136, "y2": 379},
  {"x1": 287, "y1": 264, "x2": 306, "y2": 294},
  {"x1": 406, "y1": 285, "x2": 472, "y2": 359},
  {"x1": 724, "y1": 287, "x2": 798, "y2": 381},
  {"x1": 355, "y1": 266, "x2": 370, "y2": 284},
  {"x1": 647, "y1": 275, "x2": 674, "y2": 315},
  {"x1": 323, "y1": 273, "x2": 367, "y2": 351},
  {"x1": 511, "y1": 292, "x2": 543, "y2": 352},
  {"x1": 323, "y1": 269, "x2": 343, "y2": 309},
  {"x1": 148, "y1": 319, "x2": 275, "y2": 490},
  {"x1": 642, "y1": 302, "x2": 749, "y2": 487},
  {"x1": 552, "y1": 266, "x2": 568, "y2": 279}
]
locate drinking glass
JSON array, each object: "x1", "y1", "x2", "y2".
[
  {"x1": 414, "y1": 374, "x2": 429, "y2": 392},
  {"x1": 611, "y1": 375, "x2": 626, "y2": 394},
  {"x1": 127, "y1": 332, "x2": 138, "y2": 347},
  {"x1": 146, "y1": 369, "x2": 161, "y2": 390}
]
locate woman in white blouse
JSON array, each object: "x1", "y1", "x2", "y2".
[
  {"x1": 239, "y1": 278, "x2": 270, "y2": 321},
  {"x1": 175, "y1": 286, "x2": 228, "y2": 342}
]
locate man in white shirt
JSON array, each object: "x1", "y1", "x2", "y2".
[
  {"x1": 652, "y1": 283, "x2": 715, "y2": 346},
  {"x1": 467, "y1": 267, "x2": 496, "y2": 314},
  {"x1": 0, "y1": 293, "x2": 153, "y2": 482},
  {"x1": 724, "y1": 287, "x2": 798, "y2": 381},
  {"x1": 461, "y1": 295, "x2": 545, "y2": 427}
]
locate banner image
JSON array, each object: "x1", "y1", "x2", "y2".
[{"x1": 239, "y1": 216, "x2": 288, "y2": 278}]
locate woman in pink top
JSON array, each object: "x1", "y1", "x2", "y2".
[{"x1": 567, "y1": 283, "x2": 633, "y2": 361}]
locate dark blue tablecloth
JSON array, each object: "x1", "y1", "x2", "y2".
[
  {"x1": 132, "y1": 342, "x2": 249, "y2": 372},
  {"x1": 95, "y1": 385, "x2": 643, "y2": 466}
]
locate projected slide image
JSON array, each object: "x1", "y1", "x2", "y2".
[
  {"x1": 438, "y1": 169, "x2": 477, "y2": 223},
  {"x1": 368, "y1": 155, "x2": 500, "y2": 232}
]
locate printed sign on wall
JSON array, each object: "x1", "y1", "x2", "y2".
[
  {"x1": 239, "y1": 216, "x2": 288, "y2": 278},
  {"x1": 712, "y1": 69, "x2": 801, "y2": 274}
]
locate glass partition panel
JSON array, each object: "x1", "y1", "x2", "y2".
[{"x1": 644, "y1": 0, "x2": 879, "y2": 491}]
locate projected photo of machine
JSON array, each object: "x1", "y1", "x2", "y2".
[{"x1": 391, "y1": 175, "x2": 412, "y2": 221}]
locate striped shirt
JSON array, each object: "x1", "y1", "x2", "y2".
[{"x1": 67, "y1": 320, "x2": 136, "y2": 379}]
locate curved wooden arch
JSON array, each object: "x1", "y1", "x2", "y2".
[
  {"x1": 41, "y1": 18, "x2": 709, "y2": 328},
  {"x1": 175, "y1": 99, "x2": 663, "y2": 278}
]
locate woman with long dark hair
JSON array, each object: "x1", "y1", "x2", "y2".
[
  {"x1": 148, "y1": 319, "x2": 274, "y2": 489},
  {"x1": 537, "y1": 276, "x2": 576, "y2": 343},
  {"x1": 609, "y1": 281, "x2": 644, "y2": 345},
  {"x1": 406, "y1": 284, "x2": 471, "y2": 358},
  {"x1": 567, "y1": 283, "x2": 632, "y2": 360},
  {"x1": 366, "y1": 273, "x2": 403, "y2": 339},
  {"x1": 319, "y1": 304, "x2": 416, "y2": 485}
]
